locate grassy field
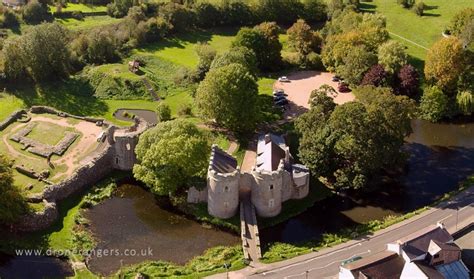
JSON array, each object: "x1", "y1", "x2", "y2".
[
  {"x1": 134, "y1": 27, "x2": 238, "y2": 68},
  {"x1": 0, "y1": 93, "x2": 25, "y2": 120},
  {"x1": 57, "y1": 16, "x2": 121, "y2": 31},
  {"x1": 361, "y1": 0, "x2": 473, "y2": 68},
  {"x1": 49, "y1": 3, "x2": 107, "y2": 13}
]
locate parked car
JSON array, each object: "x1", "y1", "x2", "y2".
[
  {"x1": 340, "y1": 256, "x2": 362, "y2": 266},
  {"x1": 273, "y1": 89, "x2": 287, "y2": 97},
  {"x1": 275, "y1": 99, "x2": 289, "y2": 106},
  {"x1": 278, "y1": 76, "x2": 290, "y2": 82},
  {"x1": 338, "y1": 82, "x2": 351, "y2": 93},
  {"x1": 274, "y1": 95, "x2": 287, "y2": 102},
  {"x1": 273, "y1": 92, "x2": 288, "y2": 97},
  {"x1": 332, "y1": 76, "x2": 340, "y2": 82}
]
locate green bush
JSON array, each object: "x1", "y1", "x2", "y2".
[
  {"x1": 177, "y1": 103, "x2": 193, "y2": 117},
  {"x1": 156, "y1": 102, "x2": 171, "y2": 122},
  {"x1": 419, "y1": 86, "x2": 452, "y2": 122},
  {"x1": 413, "y1": 1, "x2": 425, "y2": 16}
]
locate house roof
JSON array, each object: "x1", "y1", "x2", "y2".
[
  {"x1": 398, "y1": 225, "x2": 454, "y2": 260},
  {"x1": 343, "y1": 251, "x2": 405, "y2": 279},
  {"x1": 256, "y1": 133, "x2": 289, "y2": 172},
  {"x1": 435, "y1": 260, "x2": 471, "y2": 279},
  {"x1": 210, "y1": 145, "x2": 237, "y2": 173}
]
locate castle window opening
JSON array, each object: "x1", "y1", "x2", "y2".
[
  {"x1": 224, "y1": 202, "x2": 229, "y2": 208},
  {"x1": 269, "y1": 199, "x2": 274, "y2": 208},
  {"x1": 115, "y1": 157, "x2": 119, "y2": 164},
  {"x1": 224, "y1": 186, "x2": 229, "y2": 192},
  {"x1": 269, "y1": 184, "x2": 274, "y2": 190},
  {"x1": 126, "y1": 143, "x2": 131, "y2": 151}
]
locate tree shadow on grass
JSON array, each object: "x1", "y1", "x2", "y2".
[
  {"x1": 7, "y1": 79, "x2": 108, "y2": 118},
  {"x1": 359, "y1": 2, "x2": 376, "y2": 13},
  {"x1": 138, "y1": 27, "x2": 239, "y2": 54}
]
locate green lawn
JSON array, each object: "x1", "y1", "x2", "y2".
[
  {"x1": 57, "y1": 16, "x2": 121, "y2": 31},
  {"x1": 27, "y1": 122, "x2": 72, "y2": 146},
  {"x1": 361, "y1": 0, "x2": 473, "y2": 68},
  {"x1": 50, "y1": 3, "x2": 107, "y2": 13},
  {"x1": 134, "y1": 27, "x2": 239, "y2": 68},
  {"x1": 0, "y1": 93, "x2": 25, "y2": 121}
]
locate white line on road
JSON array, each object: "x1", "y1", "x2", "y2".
[
  {"x1": 283, "y1": 250, "x2": 372, "y2": 279},
  {"x1": 389, "y1": 32, "x2": 429, "y2": 50},
  {"x1": 438, "y1": 214, "x2": 453, "y2": 223},
  {"x1": 459, "y1": 202, "x2": 474, "y2": 212},
  {"x1": 262, "y1": 243, "x2": 363, "y2": 276}
]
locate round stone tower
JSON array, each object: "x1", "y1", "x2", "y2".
[
  {"x1": 207, "y1": 145, "x2": 240, "y2": 219},
  {"x1": 250, "y1": 160, "x2": 284, "y2": 217}
]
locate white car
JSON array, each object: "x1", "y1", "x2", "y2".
[{"x1": 278, "y1": 76, "x2": 290, "y2": 82}]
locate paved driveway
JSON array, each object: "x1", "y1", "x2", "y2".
[{"x1": 274, "y1": 71, "x2": 355, "y2": 119}]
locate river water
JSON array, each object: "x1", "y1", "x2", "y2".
[{"x1": 260, "y1": 119, "x2": 474, "y2": 245}]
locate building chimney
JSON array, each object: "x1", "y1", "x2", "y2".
[{"x1": 285, "y1": 147, "x2": 290, "y2": 163}]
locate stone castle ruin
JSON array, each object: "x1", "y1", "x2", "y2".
[
  {"x1": 0, "y1": 106, "x2": 150, "y2": 231},
  {"x1": 189, "y1": 133, "x2": 310, "y2": 219}
]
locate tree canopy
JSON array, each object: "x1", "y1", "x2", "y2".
[
  {"x1": 232, "y1": 22, "x2": 282, "y2": 71},
  {"x1": 296, "y1": 86, "x2": 415, "y2": 190},
  {"x1": 0, "y1": 155, "x2": 28, "y2": 224},
  {"x1": 425, "y1": 37, "x2": 466, "y2": 90},
  {"x1": 133, "y1": 120, "x2": 210, "y2": 196},
  {"x1": 196, "y1": 63, "x2": 258, "y2": 135},
  {"x1": 210, "y1": 46, "x2": 258, "y2": 76},
  {"x1": 4, "y1": 22, "x2": 70, "y2": 82},
  {"x1": 377, "y1": 40, "x2": 408, "y2": 74}
]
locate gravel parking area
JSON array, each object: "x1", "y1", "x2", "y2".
[{"x1": 274, "y1": 71, "x2": 355, "y2": 119}]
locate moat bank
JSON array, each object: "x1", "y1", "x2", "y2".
[
  {"x1": 84, "y1": 184, "x2": 239, "y2": 276},
  {"x1": 261, "y1": 119, "x2": 474, "y2": 245}
]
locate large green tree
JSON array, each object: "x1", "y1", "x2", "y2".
[
  {"x1": 287, "y1": 19, "x2": 321, "y2": 55},
  {"x1": 4, "y1": 22, "x2": 70, "y2": 82},
  {"x1": 296, "y1": 86, "x2": 415, "y2": 190},
  {"x1": 419, "y1": 86, "x2": 452, "y2": 122},
  {"x1": 336, "y1": 45, "x2": 377, "y2": 85},
  {"x1": 0, "y1": 155, "x2": 28, "y2": 224},
  {"x1": 196, "y1": 63, "x2": 258, "y2": 135},
  {"x1": 133, "y1": 120, "x2": 210, "y2": 196},
  {"x1": 210, "y1": 46, "x2": 258, "y2": 76},
  {"x1": 232, "y1": 22, "x2": 282, "y2": 71}
]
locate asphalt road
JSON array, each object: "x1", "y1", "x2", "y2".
[{"x1": 209, "y1": 186, "x2": 474, "y2": 279}]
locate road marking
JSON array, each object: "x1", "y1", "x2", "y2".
[
  {"x1": 262, "y1": 243, "x2": 363, "y2": 276},
  {"x1": 283, "y1": 250, "x2": 372, "y2": 279},
  {"x1": 438, "y1": 214, "x2": 453, "y2": 223},
  {"x1": 389, "y1": 32, "x2": 429, "y2": 50},
  {"x1": 459, "y1": 202, "x2": 473, "y2": 212}
]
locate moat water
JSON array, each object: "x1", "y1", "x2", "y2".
[
  {"x1": 0, "y1": 253, "x2": 74, "y2": 278},
  {"x1": 260, "y1": 119, "x2": 474, "y2": 245},
  {"x1": 113, "y1": 109, "x2": 158, "y2": 125},
  {"x1": 84, "y1": 184, "x2": 239, "y2": 276}
]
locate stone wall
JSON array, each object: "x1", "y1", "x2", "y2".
[
  {"x1": 30, "y1": 106, "x2": 105, "y2": 124},
  {"x1": 0, "y1": 110, "x2": 27, "y2": 131},
  {"x1": 11, "y1": 109, "x2": 151, "y2": 232},
  {"x1": 187, "y1": 187, "x2": 208, "y2": 203},
  {"x1": 43, "y1": 141, "x2": 114, "y2": 202},
  {"x1": 16, "y1": 200, "x2": 59, "y2": 232}
]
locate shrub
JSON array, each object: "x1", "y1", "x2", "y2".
[
  {"x1": 0, "y1": 8, "x2": 19, "y2": 28},
  {"x1": 156, "y1": 103, "x2": 171, "y2": 122},
  {"x1": 456, "y1": 90, "x2": 474, "y2": 115},
  {"x1": 177, "y1": 103, "x2": 193, "y2": 117},
  {"x1": 413, "y1": 1, "x2": 425, "y2": 16},
  {"x1": 361, "y1": 64, "x2": 387, "y2": 87},
  {"x1": 22, "y1": 0, "x2": 51, "y2": 24},
  {"x1": 397, "y1": 64, "x2": 420, "y2": 96},
  {"x1": 397, "y1": 0, "x2": 414, "y2": 8},
  {"x1": 71, "y1": 11, "x2": 83, "y2": 20},
  {"x1": 419, "y1": 86, "x2": 451, "y2": 122},
  {"x1": 305, "y1": 52, "x2": 324, "y2": 70}
]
